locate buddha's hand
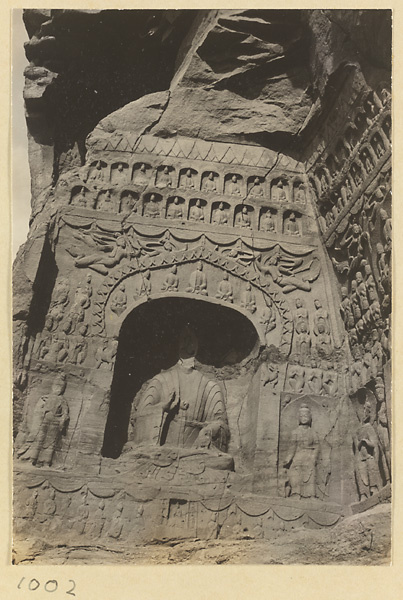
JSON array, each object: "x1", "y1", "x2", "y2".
[
  {"x1": 162, "y1": 391, "x2": 179, "y2": 413},
  {"x1": 200, "y1": 422, "x2": 221, "y2": 440}
]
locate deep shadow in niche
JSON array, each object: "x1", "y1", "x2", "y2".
[{"x1": 101, "y1": 296, "x2": 258, "y2": 458}]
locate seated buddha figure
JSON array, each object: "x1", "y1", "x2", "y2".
[{"x1": 128, "y1": 327, "x2": 233, "y2": 471}]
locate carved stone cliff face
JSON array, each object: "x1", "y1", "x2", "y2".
[{"x1": 13, "y1": 9, "x2": 391, "y2": 565}]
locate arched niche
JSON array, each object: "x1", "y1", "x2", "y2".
[
  {"x1": 70, "y1": 185, "x2": 89, "y2": 207},
  {"x1": 111, "y1": 162, "x2": 129, "y2": 185},
  {"x1": 179, "y1": 167, "x2": 198, "y2": 190},
  {"x1": 292, "y1": 180, "x2": 306, "y2": 205},
  {"x1": 224, "y1": 173, "x2": 243, "y2": 196},
  {"x1": 211, "y1": 201, "x2": 231, "y2": 226},
  {"x1": 283, "y1": 209, "x2": 302, "y2": 236},
  {"x1": 155, "y1": 165, "x2": 175, "y2": 189},
  {"x1": 234, "y1": 204, "x2": 254, "y2": 229},
  {"x1": 101, "y1": 295, "x2": 261, "y2": 458},
  {"x1": 87, "y1": 160, "x2": 108, "y2": 183},
  {"x1": 143, "y1": 192, "x2": 163, "y2": 218},
  {"x1": 270, "y1": 177, "x2": 289, "y2": 202},
  {"x1": 201, "y1": 171, "x2": 219, "y2": 193},
  {"x1": 247, "y1": 175, "x2": 265, "y2": 198},
  {"x1": 119, "y1": 189, "x2": 140, "y2": 214},
  {"x1": 166, "y1": 196, "x2": 186, "y2": 220},
  {"x1": 132, "y1": 162, "x2": 152, "y2": 186}
]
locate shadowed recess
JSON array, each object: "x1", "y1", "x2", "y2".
[{"x1": 101, "y1": 296, "x2": 258, "y2": 457}]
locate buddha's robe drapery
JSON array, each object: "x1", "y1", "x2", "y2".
[{"x1": 133, "y1": 361, "x2": 229, "y2": 452}]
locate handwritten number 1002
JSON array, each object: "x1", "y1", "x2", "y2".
[{"x1": 17, "y1": 578, "x2": 76, "y2": 595}]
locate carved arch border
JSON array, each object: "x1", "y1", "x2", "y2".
[{"x1": 92, "y1": 245, "x2": 294, "y2": 355}]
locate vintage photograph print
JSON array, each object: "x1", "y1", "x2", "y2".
[{"x1": 12, "y1": 9, "x2": 391, "y2": 565}]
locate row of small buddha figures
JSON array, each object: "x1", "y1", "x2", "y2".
[
  {"x1": 285, "y1": 359, "x2": 339, "y2": 396},
  {"x1": 31, "y1": 325, "x2": 118, "y2": 371},
  {"x1": 106, "y1": 262, "x2": 262, "y2": 312},
  {"x1": 70, "y1": 188, "x2": 305, "y2": 235},
  {"x1": 313, "y1": 89, "x2": 391, "y2": 199},
  {"x1": 16, "y1": 485, "x2": 133, "y2": 542},
  {"x1": 286, "y1": 332, "x2": 386, "y2": 398},
  {"x1": 79, "y1": 160, "x2": 308, "y2": 204}
]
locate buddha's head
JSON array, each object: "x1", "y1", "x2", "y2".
[
  {"x1": 298, "y1": 404, "x2": 312, "y2": 426},
  {"x1": 178, "y1": 326, "x2": 199, "y2": 359}
]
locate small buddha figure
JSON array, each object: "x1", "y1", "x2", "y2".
[
  {"x1": 120, "y1": 192, "x2": 138, "y2": 215},
  {"x1": 283, "y1": 404, "x2": 321, "y2": 499},
  {"x1": 336, "y1": 195, "x2": 344, "y2": 213},
  {"x1": 167, "y1": 197, "x2": 184, "y2": 220},
  {"x1": 110, "y1": 284, "x2": 127, "y2": 316},
  {"x1": 87, "y1": 500, "x2": 106, "y2": 539},
  {"x1": 72, "y1": 186, "x2": 87, "y2": 208},
  {"x1": 241, "y1": 283, "x2": 257, "y2": 313},
  {"x1": 186, "y1": 260, "x2": 207, "y2": 295},
  {"x1": 356, "y1": 271, "x2": 370, "y2": 318},
  {"x1": 97, "y1": 190, "x2": 113, "y2": 211},
  {"x1": 134, "y1": 163, "x2": 149, "y2": 186},
  {"x1": 161, "y1": 265, "x2": 179, "y2": 292},
  {"x1": 295, "y1": 183, "x2": 306, "y2": 204},
  {"x1": 352, "y1": 164, "x2": 363, "y2": 187},
  {"x1": 250, "y1": 177, "x2": 264, "y2": 197},
  {"x1": 235, "y1": 206, "x2": 251, "y2": 229},
  {"x1": 75, "y1": 493, "x2": 89, "y2": 535},
  {"x1": 372, "y1": 133, "x2": 385, "y2": 159},
  {"x1": 182, "y1": 169, "x2": 195, "y2": 189},
  {"x1": 377, "y1": 401, "x2": 391, "y2": 482},
  {"x1": 136, "y1": 269, "x2": 152, "y2": 297},
  {"x1": 113, "y1": 163, "x2": 127, "y2": 185},
  {"x1": 216, "y1": 273, "x2": 233, "y2": 303},
  {"x1": 144, "y1": 194, "x2": 161, "y2": 218},
  {"x1": 70, "y1": 324, "x2": 88, "y2": 365},
  {"x1": 379, "y1": 208, "x2": 392, "y2": 251},
  {"x1": 273, "y1": 180, "x2": 287, "y2": 202},
  {"x1": 89, "y1": 161, "x2": 104, "y2": 183},
  {"x1": 363, "y1": 264, "x2": 378, "y2": 304},
  {"x1": 203, "y1": 172, "x2": 217, "y2": 192},
  {"x1": 353, "y1": 399, "x2": 383, "y2": 501},
  {"x1": 361, "y1": 149, "x2": 374, "y2": 174},
  {"x1": 227, "y1": 175, "x2": 241, "y2": 196},
  {"x1": 260, "y1": 210, "x2": 276, "y2": 232},
  {"x1": 287, "y1": 364, "x2": 305, "y2": 394},
  {"x1": 313, "y1": 299, "x2": 332, "y2": 356},
  {"x1": 108, "y1": 503, "x2": 124, "y2": 539},
  {"x1": 295, "y1": 318, "x2": 311, "y2": 357},
  {"x1": 189, "y1": 199, "x2": 204, "y2": 222},
  {"x1": 259, "y1": 305, "x2": 277, "y2": 344},
  {"x1": 212, "y1": 202, "x2": 229, "y2": 226},
  {"x1": 307, "y1": 359, "x2": 323, "y2": 395},
  {"x1": 157, "y1": 166, "x2": 173, "y2": 188},
  {"x1": 322, "y1": 368, "x2": 338, "y2": 396},
  {"x1": 284, "y1": 212, "x2": 300, "y2": 236},
  {"x1": 340, "y1": 287, "x2": 355, "y2": 331},
  {"x1": 16, "y1": 374, "x2": 70, "y2": 467}
]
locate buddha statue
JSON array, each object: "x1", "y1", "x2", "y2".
[{"x1": 127, "y1": 327, "x2": 233, "y2": 471}]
